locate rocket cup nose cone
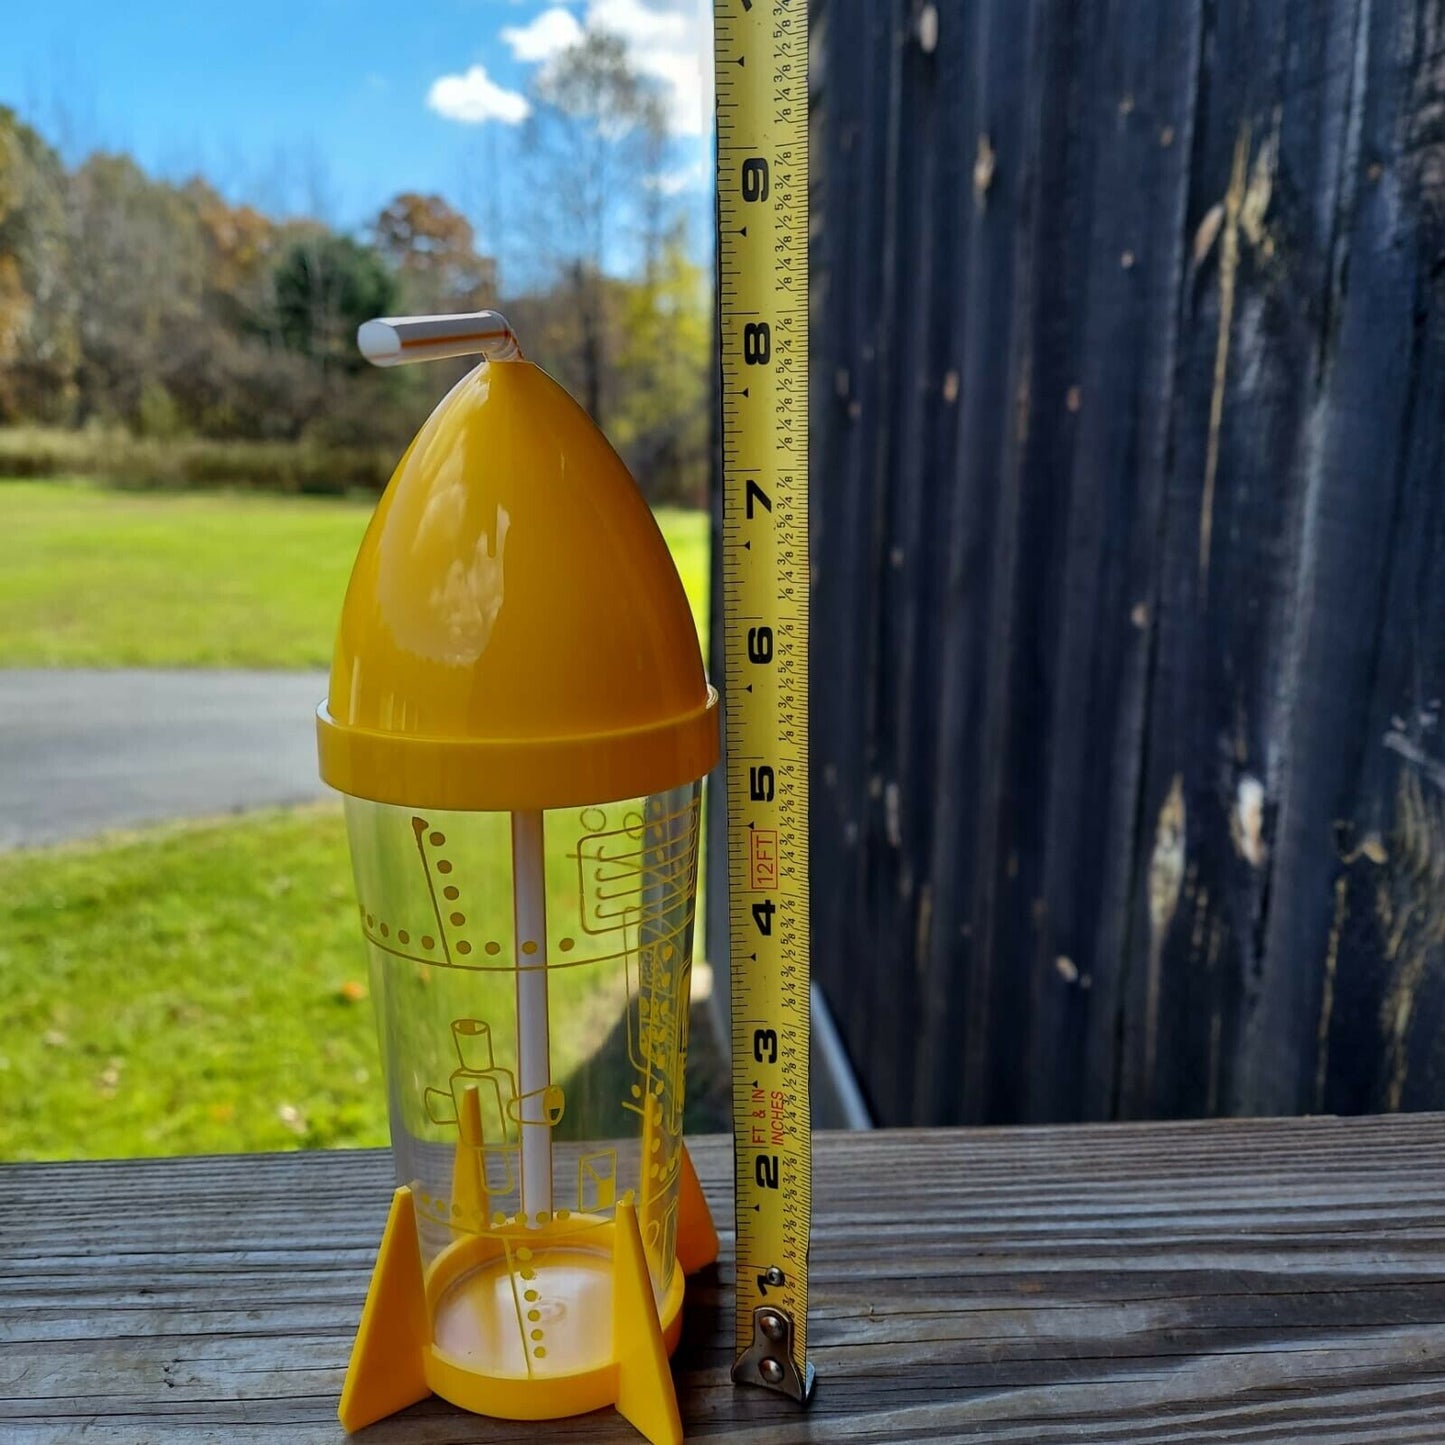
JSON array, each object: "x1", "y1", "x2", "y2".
[{"x1": 318, "y1": 359, "x2": 719, "y2": 810}]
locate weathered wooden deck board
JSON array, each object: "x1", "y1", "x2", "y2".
[{"x1": 4, "y1": 1115, "x2": 1445, "y2": 1441}]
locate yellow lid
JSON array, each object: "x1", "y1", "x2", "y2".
[{"x1": 317, "y1": 360, "x2": 718, "y2": 811}]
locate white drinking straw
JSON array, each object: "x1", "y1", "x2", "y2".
[
  {"x1": 367, "y1": 309, "x2": 546, "y2": 1223},
  {"x1": 511, "y1": 809, "x2": 553, "y2": 1224},
  {"x1": 357, "y1": 310, "x2": 522, "y2": 367}
]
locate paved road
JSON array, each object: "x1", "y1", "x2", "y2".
[{"x1": 0, "y1": 670, "x2": 332, "y2": 850}]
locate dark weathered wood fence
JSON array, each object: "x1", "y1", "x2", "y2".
[{"x1": 712, "y1": 0, "x2": 1445, "y2": 1127}]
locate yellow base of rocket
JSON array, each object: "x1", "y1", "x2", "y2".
[{"x1": 339, "y1": 1145, "x2": 719, "y2": 1445}]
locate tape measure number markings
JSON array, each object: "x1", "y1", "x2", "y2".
[{"x1": 715, "y1": 0, "x2": 814, "y2": 1405}]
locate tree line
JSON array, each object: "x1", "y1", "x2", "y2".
[{"x1": 0, "y1": 36, "x2": 710, "y2": 505}]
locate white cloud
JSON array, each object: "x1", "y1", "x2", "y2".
[
  {"x1": 427, "y1": 64, "x2": 531, "y2": 125},
  {"x1": 647, "y1": 156, "x2": 708, "y2": 195},
  {"x1": 590, "y1": 0, "x2": 686, "y2": 46},
  {"x1": 501, "y1": 7, "x2": 585, "y2": 62},
  {"x1": 591, "y1": 0, "x2": 708, "y2": 137},
  {"x1": 493, "y1": 0, "x2": 709, "y2": 137}
]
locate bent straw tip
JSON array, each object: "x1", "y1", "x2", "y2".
[
  {"x1": 356, "y1": 318, "x2": 404, "y2": 366},
  {"x1": 356, "y1": 311, "x2": 523, "y2": 368}
]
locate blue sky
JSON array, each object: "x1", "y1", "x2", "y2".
[{"x1": 0, "y1": 0, "x2": 713, "y2": 282}]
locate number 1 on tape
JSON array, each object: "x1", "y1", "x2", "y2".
[{"x1": 715, "y1": 0, "x2": 815, "y2": 1406}]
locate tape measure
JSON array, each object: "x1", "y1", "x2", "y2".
[{"x1": 715, "y1": 0, "x2": 814, "y2": 1405}]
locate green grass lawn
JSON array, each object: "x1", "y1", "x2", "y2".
[
  {"x1": 0, "y1": 806, "x2": 379, "y2": 1159},
  {"x1": 0, "y1": 479, "x2": 708, "y2": 667},
  {"x1": 0, "y1": 478, "x2": 715, "y2": 1162},
  {"x1": 0, "y1": 804, "x2": 719, "y2": 1162}
]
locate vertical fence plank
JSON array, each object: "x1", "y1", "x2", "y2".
[{"x1": 1027, "y1": 0, "x2": 1207, "y2": 1122}]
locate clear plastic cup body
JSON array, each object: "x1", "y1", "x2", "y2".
[{"x1": 342, "y1": 782, "x2": 702, "y2": 1376}]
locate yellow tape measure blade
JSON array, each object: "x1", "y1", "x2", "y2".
[{"x1": 714, "y1": 0, "x2": 813, "y2": 1404}]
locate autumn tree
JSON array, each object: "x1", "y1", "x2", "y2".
[
  {"x1": 519, "y1": 31, "x2": 668, "y2": 427},
  {"x1": 0, "y1": 107, "x2": 78, "y2": 422},
  {"x1": 272, "y1": 233, "x2": 396, "y2": 370},
  {"x1": 0, "y1": 102, "x2": 708, "y2": 499},
  {"x1": 64, "y1": 152, "x2": 209, "y2": 428},
  {"x1": 185, "y1": 181, "x2": 279, "y2": 328},
  {"x1": 174, "y1": 197, "x2": 330, "y2": 439},
  {"x1": 372, "y1": 191, "x2": 496, "y2": 315},
  {"x1": 610, "y1": 224, "x2": 709, "y2": 506}
]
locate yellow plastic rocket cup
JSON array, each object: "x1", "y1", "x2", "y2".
[{"x1": 317, "y1": 312, "x2": 720, "y2": 1445}]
